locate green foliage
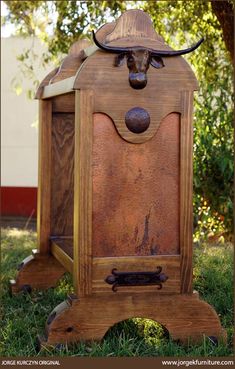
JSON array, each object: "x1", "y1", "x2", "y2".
[
  {"x1": 0, "y1": 229, "x2": 234, "y2": 356},
  {"x1": 2, "y1": 1, "x2": 234, "y2": 237},
  {"x1": 193, "y1": 74, "x2": 233, "y2": 239},
  {"x1": 194, "y1": 243, "x2": 233, "y2": 326}
]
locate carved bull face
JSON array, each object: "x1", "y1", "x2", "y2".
[
  {"x1": 92, "y1": 31, "x2": 204, "y2": 90},
  {"x1": 115, "y1": 49, "x2": 164, "y2": 89}
]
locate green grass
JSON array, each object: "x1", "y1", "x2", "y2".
[{"x1": 0, "y1": 228, "x2": 234, "y2": 357}]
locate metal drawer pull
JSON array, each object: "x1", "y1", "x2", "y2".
[{"x1": 105, "y1": 266, "x2": 168, "y2": 292}]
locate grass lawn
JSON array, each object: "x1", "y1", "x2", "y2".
[{"x1": 0, "y1": 228, "x2": 234, "y2": 357}]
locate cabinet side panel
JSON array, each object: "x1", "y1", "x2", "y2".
[
  {"x1": 51, "y1": 113, "x2": 74, "y2": 236},
  {"x1": 92, "y1": 112, "x2": 180, "y2": 257}
]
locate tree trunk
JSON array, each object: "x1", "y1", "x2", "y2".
[{"x1": 211, "y1": 0, "x2": 234, "y2": 61}]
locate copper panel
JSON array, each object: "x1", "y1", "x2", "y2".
[{"x1": 92, "y1": 112, "x2": 179, "y2": 257}]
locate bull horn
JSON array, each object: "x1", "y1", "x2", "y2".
[
  {"x1": 92, "y1": 30, "x2": 204, "y2": 57},
  {"x1": 150, "y1": 38, "x2": 204, "y2": 57}
]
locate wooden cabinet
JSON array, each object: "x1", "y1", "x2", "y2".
[{"x1": 11, "y1": 9, "x2": 226, "y2": 347}]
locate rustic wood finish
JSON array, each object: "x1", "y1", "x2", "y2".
[
  {"x1": 96, "y1": 22, "x2": 116, "y2": 43},
  {"x1": 51, "y1": 113, "x2": 74, "y2": 236},
  {"x1": 72, "y1": 47, "x2": 197, "y2": 143},
  {"x1": 51, "y1": 239, "x2": 73, "y2": 259},
  {"x1": 42, "y1": 81, "x2": 183, "y2": 144},
  {"x1": 51, "y1": 241, "x2": 73, "y2": 274},
  {"x1": 105, "y1": 9, "x2": 164, "y2": 44},
  {"x1": 40, "y1": 292, "x2": 226, "y2": 347},
  {"x1": 36, "y1": 26, "x2": 116, "y2": 95},
  {"x1": 50, "y1": 39, "x2": 91, "y2": 84},
  {"x1": 180, "y1": 90, "x2": 194, "y2": 294},
  {"x1": 49, "y1": 239, "x2": 180, "y2": 294},
  {"x1": 10, "y1": 249, "x2": 65, "y2": 294},
  {"x1": 92, "y1": 255, "x2": 180, "y2": 294},
  {"x1": 73, "y1": 90, "x2": 93, "y2": 296},
  {"x1": 52, "y1": 93, "x2": 75, "y2": 113},
  {"x1": 11, "y1": 9, "x2": 225, "y2": 347},
  {"x1": 37, "y1": 100, "x2": 52, "y2": 254},
  {"x1": 94, "y1": 90, "x2": 181, "y2": 143}
]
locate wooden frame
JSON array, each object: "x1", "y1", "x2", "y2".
[
  {"x1": 180, "y1": 90, "x2": 194, "y2": 294},
  {"x1": 37, "y1": 88, "x2": 194, "y2": 296},
  {"x1": 74, "y1": 89, "x2": 94, "y2": 296},
  {"x1": 51, "y1": 241, "x2": 73, "y2": 274},
  {"x1": 37, "y1": 99, "x2": 52, "y2": 254}
]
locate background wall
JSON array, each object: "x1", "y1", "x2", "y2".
[{"x1": 1, "y1": 36, "x2": 54, "y2": 216}]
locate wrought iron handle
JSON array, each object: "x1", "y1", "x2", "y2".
[{"x1": 105, "y1": 266, "x2": 168, "y2": 292}]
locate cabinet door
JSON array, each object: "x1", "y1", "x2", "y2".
[{"x1": 91, "y1": 112, "x2": 180, "y2": 294}]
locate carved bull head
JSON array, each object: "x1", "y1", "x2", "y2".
[{"x1": 92, "y1": 31, "x2": 204, "y2": 89}]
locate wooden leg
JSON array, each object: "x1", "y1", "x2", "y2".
[
  {"x1": 38, "y1": 291, "x2": 226, "y2": 348},
  {"x1": 10, "y1": 249, "x2": 66, "y2": 294}
]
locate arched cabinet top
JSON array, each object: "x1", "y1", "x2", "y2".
[{"x1": 36, "y1": 9, "x2": 198, "y2": 99}]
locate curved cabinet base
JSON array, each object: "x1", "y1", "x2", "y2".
[
  {"x1": 39, "y1": 291, "x2": 226, "y2": 348},
  {"x1": 10, "y1": 249, "x2": 66, "y2": 294}
]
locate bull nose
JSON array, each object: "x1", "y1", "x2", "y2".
[{"x1": 129, "y1": 73, "x2": 147, "y2": 89}]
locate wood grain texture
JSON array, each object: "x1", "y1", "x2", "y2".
[
  {"x1": 94, "y1": 90, "x2": 181, "y2": 143},
  {"x1": 22, "y1": 10, "x2": 226, "y2": 349},
  {"x1": 74, "y1": 42, "x2": 198, "y2": 93},
  {"x1": 105, "y1": 9, "x2": 164, "y2": 43},
  {"x1": 38, "y1": 10, "x2": 198, "y2": 148},
  {"x1": 36, "y1": 23, "x2": 117, "y2": 98},
  {"x1": 36, "y1": 40, "x2": 92, "y2": 96},
  {"x1": 92, "y1": 113, "x2": 180, "y2": 257},
  {"x1": 51, "y1": 113, "x2": 74, "y2": 236},
  {"x1": 96, "y1": 22, "x2": 116, "y2": 43},
  {"x1": 52, "y1": 93, "x2": 75, "y2": 113},
  {"x1": 41, "y1": 292, "x2": 226, "y2": 346},
  {"x1": 92, "y1": 255, "x2": 180, "y2": 294},
  {"x1": 44, "y1": 82, "x2": 182, "y2": 145},
  {"x1": 50, "y1": 39, "x2": 91, "y2": 84},
  {"x1": 72, "y1": 33, "x2": 197, "y2": 143},
  {"x1": 180, "y1": 90, "x2": 194, "y2": 294},
  {"x1": 10, "y1": 249, "x2": 65, "y2": 294},
  {"x1": 36, "y1": 23, "x2": 117, "y2": 97},
  {"x1": 37, "y1": 100, "x2": 52, "y2": 254},
  {"x1": 51, "y1": 239, "x2": 73, "y2": 259},
  {"x1": 73, "y1": 90, "x2": 94, "y2": 296},
  {"x1": 51, "y1": 241, "x2": 73, "y2": 274}
]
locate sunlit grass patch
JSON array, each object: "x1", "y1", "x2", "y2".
[
  {"x1": 193, "y1": 243, "x2": 233, "y2": 326},
  {"x1": 1, "y1": 228, "x2": 37, "y2": 287}
]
